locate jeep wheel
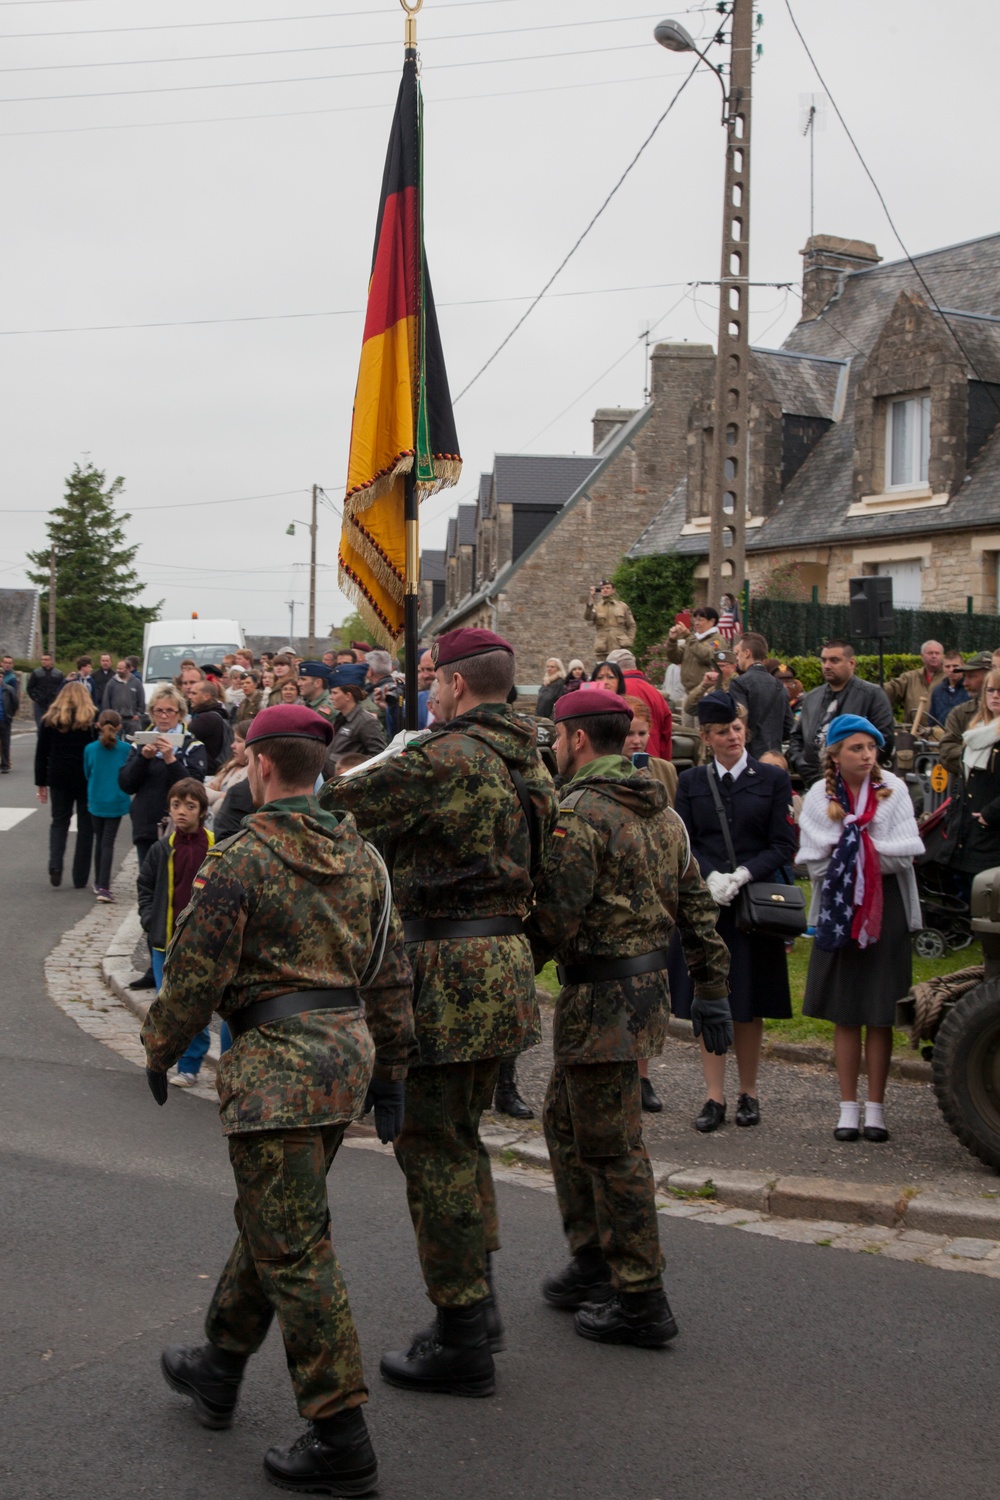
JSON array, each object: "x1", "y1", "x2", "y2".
[{"x1": 931, "y1": 977, "x2": 1000, "y2": 1172}]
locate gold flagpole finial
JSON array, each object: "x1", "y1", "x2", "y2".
[{"x1": 400, "y1": 0, "x2": 423, "y2": 50}]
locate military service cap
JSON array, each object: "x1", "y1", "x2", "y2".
[
  {"x1": 554, "y1": 687, "x2": 633, "y2": 723},
  {"x1": 433, "y1": 627, "x2": 514, "y2": 666},
  {"x1": 298, "y1": 660, "x2": 333, "y2": 685},
  {"x1": 697, "y1": 690, "x2": 738, "y2": 724},
  {"x1": 962, "y1": 651, "x2": 993, "y2": 670},
  {"x1": 713, "y1": 648, "x2": 737, "y2": 666},
  {"x1": 245, "y1": 703, "x2": 334, "y2": 747},
  {"x1": 329, "y1": 663, "x2": 369, "y2": 690}
]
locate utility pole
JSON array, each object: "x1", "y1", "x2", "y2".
[
  {"x1": 308, "y1": 483, "x2": 318, "y2": 655},
  {"x1": 707, "y1": 0, "x2": 753, "y2": 610},
  {"x1": 286, "y1": 599, "x2": 296, "y2": 650},
  {"x1": 48, "y1": 548, "x2": 57, "y2": 659}
]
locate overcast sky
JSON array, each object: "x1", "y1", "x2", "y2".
[{"x1": 0, "y1": 0, "x2": 993, "y2": 638}]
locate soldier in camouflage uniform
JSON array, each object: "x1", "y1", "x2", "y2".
[
  {"x1": 141, "y1": 704, "x2": 415, "y2": 1496},
  {"x1": 525, "y1": 687, "x2": 731, "y2": 1348},
  {"x1": 323, "y1": 627, "x2": 559, "y2": 1397}
]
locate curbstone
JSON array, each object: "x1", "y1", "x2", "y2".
[
  {"x1": 665, "y1": 1166, "x2": 773, "y2": 1213},
  {"x1": 904, "y1": 1192, "x2": 1000, "y2": 1240},
  {"x1": 768, "y1": 1175, "x2": 903, "y2": 1227}
]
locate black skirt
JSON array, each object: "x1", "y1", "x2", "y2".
[
  {"x1": 802, "y1": 876, "x2": 911, "y2": 1028},
  {"x1": 668, "y1": 906, "x2": 792, "y2": 1024}
]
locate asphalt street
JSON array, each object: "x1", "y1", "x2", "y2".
[{"x1": 2, "y1": 742, "x2": 1000, "y2": 1500}]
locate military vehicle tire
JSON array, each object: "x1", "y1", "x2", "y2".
[{"x1": 932, "y1": 976, "x2": 1000, "y2": 1172}]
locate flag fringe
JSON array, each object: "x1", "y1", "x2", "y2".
[
  {"x1": 416, "y1": 457, "x2": 463, "y2": 496},
  {"x1": 337, "y1": 562, "x2": 400, "y2": 651},
  {"x1": 345, "y1": 453, "x2": 414, "y2": 516},
  {"x1": 342, "y1": 515, "x2": 405, "y2": 604}
]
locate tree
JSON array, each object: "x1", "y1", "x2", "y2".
[
  {"x1": 26, "y1": 463, "x2": 161, "y2": 660},
  {"x1": 330, "y1": 608, "x2": 375, "y2": 650},
  {"x1": 612, "y1": 553, "x2": 697, "y2": 660}
]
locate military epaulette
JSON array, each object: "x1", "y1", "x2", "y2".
[
  {"x1": 557, "y1": 787, "x2": 588, "y2": 813},
  {"x1": 209, "y1": 827, "x2": 252, "y2": 855}
]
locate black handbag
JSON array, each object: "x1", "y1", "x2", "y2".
[{"x1": 705, "y1": 769, "x2": 807, "y2": 939}]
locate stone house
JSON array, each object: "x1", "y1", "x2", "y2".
[
  {"x1": 0, "y1": 588, "x2": 41, "y2": 660},
  {"x1": 424, "y1": 343, "x2": 715, "y2": 685},
  {"x1": 629, "y1": 231, "x2": 1000, "y2": 613}
]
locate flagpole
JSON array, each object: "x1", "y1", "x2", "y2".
[{"x1": 402, "y1": 0, "x2": 423, "y2": 730}]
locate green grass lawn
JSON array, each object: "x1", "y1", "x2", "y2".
[{"x1": 536, "y1": 938, "x2": 983, "y2": 1056}]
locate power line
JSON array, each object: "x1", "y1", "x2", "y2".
[
  {"x1": 0, "y1": 66, "x2": 675, "y2": 140},
  {"x1": 0, "y1": 277, "x2": 695, "y2": 337},
  {"x1": 0, "y1": 14, "x2": 668, "y2": 73},
  {"x1": 453, "y1": 56, "x2": 702, "y2": 402},
  {"x1": 0, "y1": 487, "x2": 309, "y2": 515},
  {"x1": 784, "y1": 0, "x2": 1000, "y2": 414},
  {"x1": 0, "y1": 40, "x2": 651, "y2": 105}
]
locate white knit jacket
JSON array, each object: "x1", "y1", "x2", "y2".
[{"x1": 798, "y1": 769, "x2": 925, "y2": 862}]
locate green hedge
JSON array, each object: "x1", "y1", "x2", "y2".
[
  {"x1": 781, "y1": 653, "x2": 923, "y2": 694},
  {"x1": 748, "y1": 597, "x2": 1000, "y2": 657}
]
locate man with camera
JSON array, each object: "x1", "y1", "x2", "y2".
[{"x1": 585, "y1": 580, "x2": 636, "y2": 659}]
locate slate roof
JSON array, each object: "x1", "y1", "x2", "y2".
[
  {"x1": 445, "y1": 517, "x2": 457, "y2": 555},
  {"x1": 477, "y1": 471, "x2": 492, "y2": 517},
  {"x1": 493, "y1": 453, "x2": 599, "y2": 508},
  {"x1": 0, "y1": 589, "x2": 40, "y2": 658},
  {"x1": 631, "y1": 230, "x2": 1000, "y2": 560},
  {"x1": 753, "y1": 348, "x2": 846, "y2": 420},
  {"x1": 420, "y1": 549, "x2": 446, "y2": 583},
  {"x1": 457, "y1": 504, "x2": 478, "y2": 546}
]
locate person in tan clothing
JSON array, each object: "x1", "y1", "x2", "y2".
[
  {"x1": 883, "y1": 640, "x2": 944, "y2": 723},
  {"x1": 584, "y1": 580, "x2": 636, "y2": 657},
  {"x1": 666, "y1": 608, "x2": 725, "y2": 725}
]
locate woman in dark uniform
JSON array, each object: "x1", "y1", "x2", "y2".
[{"x1": 670, "y1": 692, "x2": 797, "y2": 1132}]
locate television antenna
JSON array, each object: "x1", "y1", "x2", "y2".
[{"x1": 799, "y1": 93, "x2": 827, "y2": 240}]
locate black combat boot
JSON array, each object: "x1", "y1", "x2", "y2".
[
  {"x1": 409, "y1": 1254, "x2": 505, "y2": 1354},
  {"x1": 379, "y1": 1301, "x2": 496, "y2": 1397},
  {"x1": 493, "y1": 1060, "x2": 533, "y2": 1120},
  {"x1": 574, "y1": 1287, "x2": 679, "y2": 1348},
  {"x1": 541, "y1": 1248, "x2": 614, "y2": 1310},
  {"x1": 161, "y1": 1342, "x2": 249, "y2": 1429},
  {"x1": 263, "y1": 1406, "x2": 377, "y2": 1496}
]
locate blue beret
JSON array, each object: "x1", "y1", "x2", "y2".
[
  {"x1": 697, "y1": 691, "x2": 738, "y2": 725},
  {"x1": 825, "y1": 714, "x2": 884, "y2": 749},
  {"x1": 329, "y1": 662, "x2": 370, "y2": 690},
  {"x1": 299, "y1": 660, "x2": 333, "y2": 685}
]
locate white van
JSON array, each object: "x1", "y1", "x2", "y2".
[{"x1": 142, "y1": 617, "x2": 246, "y2": 685}]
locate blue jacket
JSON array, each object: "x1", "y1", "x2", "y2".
[
  {"x1": 929, "y1": 679, "x2": 968, "y2": 730},
  {"x1": 84, "y1": 736, "x2": 133, "y2": 818},
  {"x1": 675, "y1": 758, "x2": 798, "y2": 880}
]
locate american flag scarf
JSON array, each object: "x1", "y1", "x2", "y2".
[{"x1": 814, "y1": 772, "x2": 884, "y2": 952}]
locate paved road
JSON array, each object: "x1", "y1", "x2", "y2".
[{"x1": 3, "y1": 755, "x2": 1000, "y2": 1500}]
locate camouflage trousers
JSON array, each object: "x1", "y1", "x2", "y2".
[
  {"x1": 543, "y1": 1061, "x2": 665, "y2": 1292},
  {"x1": 205, "y1": 1125, "x2": 367, "y2": 1420},
  {"x1": 394, "y1": 1060, "x2": 502, "y2": 1307}
]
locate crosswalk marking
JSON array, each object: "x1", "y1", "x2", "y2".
[{"x1": 0, "y1": 808, "x2": 36, "y2": 831}]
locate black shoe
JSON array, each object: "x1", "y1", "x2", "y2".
[
  {"x1": 129, "y1": 970, "x2": 157, "y2": 991},
  {"x1": 695, "y1": 1098, "x2": 726, "y2": 1133},
  {"x1": 735, "y1": 1093, "x2": 760, "y2": 1127},
  {"x1": 542, "y1": 1251, "x2": 615, "y2": 1311},
  {"x1": 161, "y1": 1343, "x2": 248, "y2": 1430},
  {"x1": 263, "y1": 1408, "x2": 378, "y2": 1496},
  {"x1": 640, "y1": 1076, "x2": 663, "y2": 1113},
  {"x1": 833, "y1": 1126, "x2": 860, "y2": 1142},
  {"x1": 379, "y1": 1302, "x2": 496, "y2": 1397},
  {"x1": 574, "y1": 1288, "x2": 679, "y2": 1349},
  {"x1": 862, "y1": 1124, "x2": 890, "y2": 1143},
  {"x1": 1, "y1": 766, "x2": 9, "y2": 773},
  {"x1": 409, "y1": 1253, "x2": 505, "y2": 1354},
  {"x1": 494, "y1": 1061, "x2": 534, "y2": 1120},
  {"x1": 49, "y1": 868, "x2": 62, "y2": 888}
]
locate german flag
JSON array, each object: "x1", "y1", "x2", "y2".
[{"x1": 339, "y1": 51, "x2": 461, "y2": 646}]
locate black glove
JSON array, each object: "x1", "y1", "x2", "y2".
[
  {"x1": 364, "y1": 1079, "x2": 404, "y2": 1144},
  {"x1": 690, "y1": 994, "x2": 734, "y2": 1056},
  {"x1": 146, "y1": 1068, "x2": 169, "y2": 1106}
]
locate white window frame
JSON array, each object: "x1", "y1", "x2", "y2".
[{"x1": 885, "y1": 392, "x2": 931, "y2": 491}]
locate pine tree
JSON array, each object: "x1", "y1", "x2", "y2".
[{"x1": 26, "y1": 462, "x2": 161, "y2": 659}]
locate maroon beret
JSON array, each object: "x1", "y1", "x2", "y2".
[
  {"x1": 433, "y1": 627, "x2": 514, "y2": 667},
  {"x1": 554, "y1": 687, "x2": 633, "y2": 724},
  {"x1": 245, "y1": 703, "x2": 334, "y2": 747}
]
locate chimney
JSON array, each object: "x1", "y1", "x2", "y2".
[
  {"x1": 799, "y1": 234, "x2": 881, "y2": 322},
  {"x1": 592, "y1": 408, "x2": 638, "y2": 453}
]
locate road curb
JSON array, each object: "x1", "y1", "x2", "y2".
[{"x1": 480, "y1": 1128, "x2": 1000, "y2": 1236}]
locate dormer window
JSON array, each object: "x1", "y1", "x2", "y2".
[{"x1": 886, "y1": 392, "x2": 930, "y2": 489}]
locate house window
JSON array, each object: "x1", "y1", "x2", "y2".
[
  {"x1": 876, "y1": 559, "x2": 922, "y2": 609},
  {"x1": 886, "y1": 393, "x2": 930, "y2": 489}
]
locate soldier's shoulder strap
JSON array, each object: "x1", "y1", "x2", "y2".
[{"x1": 206, "y1": 826, "x2": 252, "y2": 858}]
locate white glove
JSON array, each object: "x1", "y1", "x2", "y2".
[
  {"x1": 706, "y1": 870, "x2": 737, "y2": 905},
  {"x1": 732, "y1": 867, "x2": 752, "y2": 890}
]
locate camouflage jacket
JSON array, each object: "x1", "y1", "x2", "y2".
[
  {"x1": 526, "y1": 756, "x2": 730, "y2": 1065},
  {"x1": 141, "y1": 794, "x2": 416, "y2": 1135},
  {"x1": 322, "y1": 704, "x2": 560, "y2": 1065}
]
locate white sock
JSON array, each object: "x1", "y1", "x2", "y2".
[
  {"x1": 837, "y1": 1101, "x2": 860, "y2": 1130},
  {"x1": 864, "y1": 1101, "x2": 885, "y2": 1129}
]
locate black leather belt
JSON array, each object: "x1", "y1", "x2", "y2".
[
  {"x1": 556, "y1": 950, "x2": 670, "y2": 986},
  {"x1": 403, "y1": 915, "x2": 525, "y2": 943},
  {"x1": 227, "y1": 988, "x2": 361, "y2": 1040}
]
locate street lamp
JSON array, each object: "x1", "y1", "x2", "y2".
[
  {"x1": 284, "y1": 484, "x2": 319, "y2": 653},
  {"x1": 655, "y1": 3, "x2": 753, "y2": 613}
]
